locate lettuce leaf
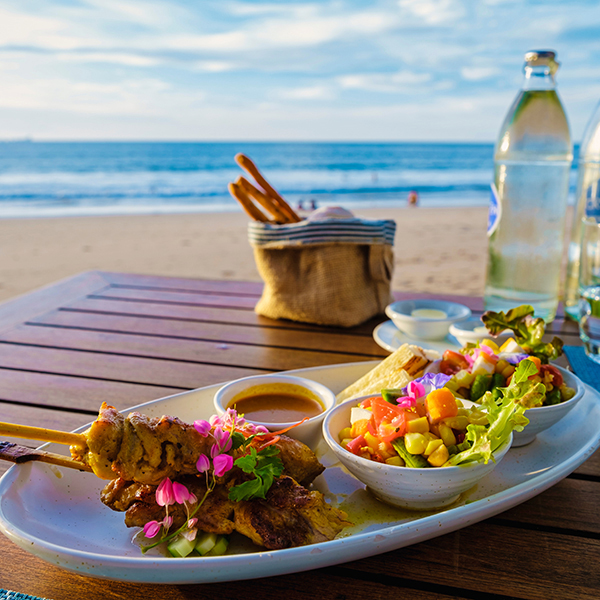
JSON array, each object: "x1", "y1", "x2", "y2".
[
  {"x1": 445, "y1": 360, "x2": 541, "y2": 466},
  {"x1": 481, "y1": 304, "x2": 563, "y2": 363}
]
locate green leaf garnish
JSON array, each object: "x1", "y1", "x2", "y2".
[
  {"x1": 481, "y1": 304, "x2": 563, "y2": 363},
  {"x1": 228, "y1": 445, "x2": 284, "y2": 502}
]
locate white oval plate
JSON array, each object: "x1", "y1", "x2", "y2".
[
  {"x1": 373, "y1": 319, "x2": 461, "y2": 353},
  {"x1": 1, "y1": 360, "x2": 599, "y2": 584}
]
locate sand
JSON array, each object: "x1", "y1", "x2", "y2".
[{"x1": 0, "y1": 206, "x2": 489, "y2": 304}]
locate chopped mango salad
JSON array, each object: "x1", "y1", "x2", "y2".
[
  {"x1": 340, "y1": 360, "x2": 541, "y2": 468},
  {"x1": 441, "y1": 336, "x2": 576, "y2": 406}
]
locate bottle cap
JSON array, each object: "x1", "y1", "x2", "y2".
[{"x1": 524, "y1": 50, "x2": 559, "y2": 74}]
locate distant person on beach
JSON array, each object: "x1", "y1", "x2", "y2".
[
  {"x1": 297, "y1": 200, "x2": 304, "y2": 211},
  {"x1": 407, "y1": 190, "x2": 419, "y2": 206},
  {"x1": 310, "y1": 199, "x2": 318, "y2": 210}
]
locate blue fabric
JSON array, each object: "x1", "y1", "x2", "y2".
[
  {"x1": 0, "y1": 592, "x2": 50, "y2": 600},
  {"x1": 564, "y1": 345, "x2": 600, "y2": 392}
]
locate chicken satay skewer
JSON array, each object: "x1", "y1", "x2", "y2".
[
  {"x1": 0, "y1": 440, "x2": 92, "y2": 472},
  {"x1": 234, "y1": 153, "x2": 302, "y2": 223},
  {"x1": 0, "y1": 421, "x2": 85, "y2": 446}
]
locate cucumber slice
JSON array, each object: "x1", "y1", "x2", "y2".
[
  {"x1": 167, "y1": 535, "x2": 196, "y2": 558},
  {"x1": 195, "y1": 531, "x2": 218, "y2": 556},
  {"x1": 207, "y1": 535, "x2": 229, "y2": 556}
]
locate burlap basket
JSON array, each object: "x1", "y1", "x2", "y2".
[{"x1": 249, "y1": 217, "x2": 396, "y2": 328}]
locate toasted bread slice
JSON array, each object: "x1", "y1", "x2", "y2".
[{"x1": 336, "y1": 343, "x2": 438, "y2": 403}]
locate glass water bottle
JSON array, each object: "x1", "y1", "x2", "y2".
[{"x1": 484, "y1": 50, "x2": 573, "y2": 323}]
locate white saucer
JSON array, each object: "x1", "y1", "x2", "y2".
[{"x1": 373, "y1": 320, "x2": 461, "y2": 354}]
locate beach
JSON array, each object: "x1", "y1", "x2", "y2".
[{"x1": 0, "y1": 206, "x2": 489, "y2": 303}]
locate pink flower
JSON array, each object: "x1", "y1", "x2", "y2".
[
  {"x1": 143, "y1": 520, "x2": 161, "y2": 538},
  {"x1": 156, "y1": 478, "x2": 175, "y2": 507},
  {"x1": 196, "y1": 453, "x2": 210, "y2": 473},
  {"x1": 212, "y1": 426, "x2": 232, "y2": 454},
  {"x1": 396, "y1": 396, "x2": 417, "y2": 409},
  {"x1": 172, "y1": 481, "x2": 195, "y2": 504},
  {"x1": 213, "y1": 453, "x2": 234, "y2": 477},
  {"x1": 193, "y1": 419, "x2": 211, "y2": 437},
  {"x1": 209, "y1": 414, "x2": 223, "y2": 427},
  {"x1": 143, "y1": 514, "x2": 173, "y2": 539},
  {"x1": 182, "y1": 528, "x2": 198, "y2": 542},
  {"x1": 407, "y1": 381, "x2": 426, "y2": 399}
]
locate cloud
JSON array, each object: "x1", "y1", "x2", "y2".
[
  {"x1": 337, "y1": 70, "x2": 432, "y2": 92},
  {"x1": 461, "y1": 67, "x2": 499, "y2": 81},
  {"x1": 397, "y1": 0, "x2": 465, "y2": 25},
  {"x1": 275, "y1": 85, "x2": 334, "y2": 100}
]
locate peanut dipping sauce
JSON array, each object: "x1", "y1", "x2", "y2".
[{"x1": 227, "y1": 383, "x2": 324, "y2": 424}]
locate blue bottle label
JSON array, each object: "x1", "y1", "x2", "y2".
[
  {"x1": 585, "y1": 182, "x2": 600, "y2": 218},
  {"x1": 487, "y1": 183, "x2": 501, "y2": 237}
]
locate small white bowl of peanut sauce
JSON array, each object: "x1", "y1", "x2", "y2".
[{"x1": 213, "y1": 374, "x2": 336, "y2": 448}]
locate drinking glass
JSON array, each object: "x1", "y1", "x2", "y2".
[{"x1": 578, "y1": 217, "x2": 600, "y2": 362}]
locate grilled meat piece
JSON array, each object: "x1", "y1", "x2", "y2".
[
  {"x1": 113, "y1": 412, "x2": 211, "y2": 485},
  {"x1": 101, "y1": 476, "x2": 236, "y2": 534},
  {"x1": 71, "y1": 403, "x2": 124, "y2": 480},
  {"x1": 72, "y1": 404, "x2": 325, "y2": 487},
  {"x1": 103, "y1": 474, "x2": 349, "y2": 550},
  {"x1": 275, "y1": 435, "x2": 325, "y2": 486},
  {"x1": 234, "y1": 476, "x2": 350, "y2": 549}
]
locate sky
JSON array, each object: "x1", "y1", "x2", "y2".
[{"x1": 1, "y1": 0, "x2": 600, "y2": 142}]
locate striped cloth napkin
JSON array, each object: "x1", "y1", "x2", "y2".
[
  {"x1": 248, "y1": 217, "x2": 396, "y2": 248},
  {"x1": 0, "y1": 591, "x2": 51, "y2": 600}
]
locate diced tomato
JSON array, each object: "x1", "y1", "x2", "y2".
[
  {"x1": 439, "y1": 350, "x2": 470, "y2": 375},
  {"x1": 367, "y1": 396, "x2": 407, "y2": 443},
  {"x1": 359, "y1": 397, "x2": 379, "y2": 409},
  {"x1": 540, "y1": 364, "x2": 563, "y2": 387}
]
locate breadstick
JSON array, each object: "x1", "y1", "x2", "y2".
[
  {"x1": 235, "y1": 154, "x2": 301, "y2": 223},
  {"x1": 228, "y1": 182, "x2": 270, "y2": 222},
  {"x1": 0, "y1": 440, "x2": 92, "y2": 472},
  {"x1": 238, "y1": 177, "x2": 289, "y2": 223}
]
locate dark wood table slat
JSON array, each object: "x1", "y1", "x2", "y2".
[
  {"x1": 0, "y1": 343, "x2": 266, "y2": 392},
  {"x1": 0, "y1": 326, "x2": 378, "y2": 374},
  {"x1": 93, "y1": 286, "x2": 261, "y2": 308},
  {"x1": 0, "y1": 369, "x2": 182, "y2": 412},
  {"x1": 59, "y1": 295, "x2": 388, "y2": 336},
  {"x1": 101, "y1": 271, "x2": 265, "y2": 295},
  {"x1": 350, "y1": 522, "x2": 600, "y2": 600},
  {"x1": 26, "y1": 308, "x2": 389, "y2": 356}
]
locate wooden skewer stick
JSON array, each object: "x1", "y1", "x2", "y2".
[
  {"x1": 235, "y1": 154, "x2": 302, "y2": 223},
  {"x1": 237, "y1": 176, "x2": 288, "y2": 223},
  {"x1": 0, "y1": 441, "x2": 92, "y2": 472},
  {"x1": 228, "y1": 182, "x2": 270, "y2": 222},
  {"x1": 0, "y1": 421, "x2": 86, "y2": 447}
]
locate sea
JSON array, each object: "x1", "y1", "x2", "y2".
[{"x1": 0, "y1": 141, "x2": 580, "y2": 219}]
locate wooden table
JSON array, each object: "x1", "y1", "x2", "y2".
[{"x1": 0, "y1": 271, "x2": 598, "y2": 600}]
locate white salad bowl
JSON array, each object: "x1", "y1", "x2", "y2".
[
  {"x1": 214, "y1": 373, "x2": 336, "y2": 448},
  {"x1": 322, "y1": 397, "x2": 512, "y2": 510},
  {"x1": 511, "y1": 366, "x2": 585, "y2": 447},
  {"x1": 385, "y1": 299, "x2": 471, "y2": 341},
  {"x1": 449, "y1": 317, "x2": 514, "y2": 347}
]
